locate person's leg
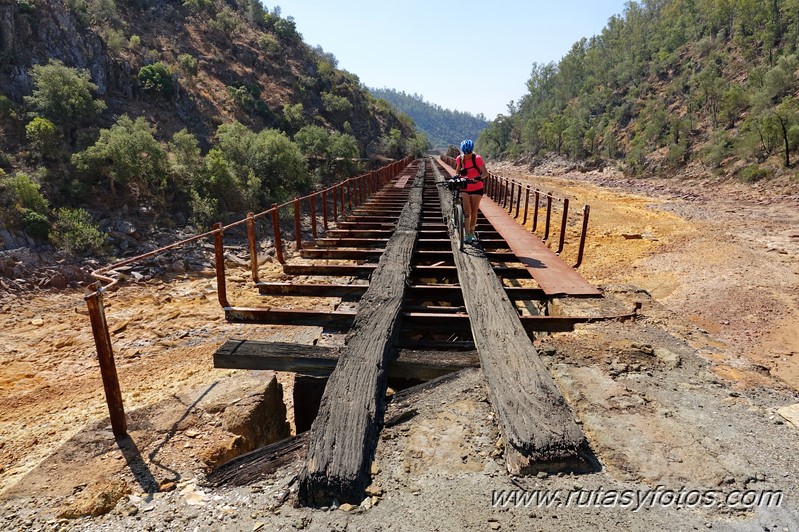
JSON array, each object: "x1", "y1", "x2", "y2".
[
  {"x1": 468, "y1": 194, "x2": 483, "y2": 235},
  {"x1": 460, "y1": 191, "x2": 474, "y2": 238}
]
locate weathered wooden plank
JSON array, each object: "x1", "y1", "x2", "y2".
[
  {"x1": 433, "y1": 160, "x2": 586, "y2": 474},
  {"x1": 205, "y1": 432, "x2": 309, "y2": 488},
  {"x1": 206, "y1": 369, "x2": 476, "y2": 488},
  {"x1": 213, "y1": 339, "x2": 479, "y2": 380},
  {"x1": 298, "y1": 161, "x2": 425, "y2": 506}
]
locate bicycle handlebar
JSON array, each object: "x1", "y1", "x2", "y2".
[{"x1": 437, "y1": 177, "x2": 479, "y2": 191}]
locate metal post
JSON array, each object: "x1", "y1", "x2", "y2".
[
  {"x1": 515, "y1": 183, "x2": 522, "y2": 218},
  {"x1": 322, "y1": 189, "x2": 329, "y2": 231},
  {"x1": 346, "y1": 179, "x2": 352, "y2": 212},
  {"x1": 85, "y1": 285, "x2": 127, "y2": 439},
  {"x1": 332, "y1": 186, "x2": 338, "y2": 221},
  {"x1": 247, "y1": 212, "x2": 259, "y2": 283},
  {"x1": 523, "y1": 186, "x2": 530, "y2": 225},
  {"x1": 309, "y1": 194, "x2": 317, "y2": 240},
  {"x1": 574, "y1": 205, "x2": 590, "y2": 269},
  {"x1": 213, "y1": 222, "x2": 229, "y2": 307},
  {"x1": 543, "y1": 195, "x2": 553, "y2": 241},
  {"x1": 293, "y1": 196, "x2": 302, "y2": 251},
  {"x1": 271, "y1": 204, "x2": 285, "y2": 264},
  {"x1": 557, "y1": 198, "x2": 569, "y2": 254},
  {"x1": 532, "y1": 190, "x2": 540, "y2": 232},
  {"x1": 508, "y1": 181, "x2": 516, "y2": 214}
]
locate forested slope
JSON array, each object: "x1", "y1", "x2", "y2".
[
  {"x1": 480, "y1": 0, "x2": 799, "y2": 183},
  {"x1": 370, "y1": 88, "x2": 489, "y2": 150},
  {"x1": 0, "y1": 0, "x2": 423, "y2": 257}
]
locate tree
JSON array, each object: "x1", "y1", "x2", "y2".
[
  {"x1": 50, "y1": 207, "x2": 105, "y2": 256},
  {"x1": 71, "y1": 115, "x2": 168, "y2": 195},
  {"x1": 168, "y1": 129, "x2": 202, "y2": 189},
  {"x1": 24, "y1": 59, "x2": 106, "y2": 127},
  {"x1": 295, "y1": 125, "x2": 359, "y2": 182},
  {"x1": 773, "y1": 98, "x2": 799, "y2": 167},
  {"x1": 138, "y1": 62, "x2": 175, "y2": 97},
  {"x1": 25, "y1": 117, "x2": 60, "y2": 161},
  {"x1": 212, "y1": 121, "x2": 311, "y2": 207}
]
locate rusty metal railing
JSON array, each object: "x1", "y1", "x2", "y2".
[
  {"x1": 84, "y1": 156, "x2": 413, "y2": 438},
  {"x1": 440, "y1": 156, "x2": 590, "y2": 269}
]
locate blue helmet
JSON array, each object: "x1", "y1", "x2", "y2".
[{"x1": 460, "y1": 139, "x2": 474, "y2": 154}]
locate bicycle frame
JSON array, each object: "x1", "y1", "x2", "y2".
[{"x1": 438, "y1": 178, "x2": 471, "y2": 251}]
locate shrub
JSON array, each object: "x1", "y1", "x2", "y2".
[
  {"x1": 105, "y1": 28, "x2": 126, "y2": 52},
  {"x1": 0, "y1": 95, "x2": 13, "y2": 120},
  {"x1": 182, "y1": 0, "x2": 213, "y2": 13},
  {"x1": 257, "y1": 34, "x2": 279, "y2": 53},
  {"x1": 50, "y1": 207, "x2": 105, "y2": 256},
  {"x1": 129, "y1": 34, "x2": 141, "y2": 50},
  {"x1": 666, "y1": 140, "x2": 688, "y2": 167},
  {"x1": 177, "y1": 53, "x2": 199, "y2": 78},
  {"x1": 21, "y1": 210, "x2": 50, "y2": 240},
  {"x1": 321, "y1": 92, "x2": 352, "y2": 114},
  {"x1": 17, "y1": 0, "x2": 36, "y2": 14},
  {"x1": 188, "y1": 189, "x2": 219, "y2": 230},
  {"x1": 227, "y1": 84, "x2": 255, "y2": 110},
  {"x1": 168, "y1": 128, "x2": 202, "y2": 188},
  {"x1": 210, "y1": 6, "x2": 238, "y2": 33},
  {"x1": 138, "y1": 62, "x2": 174, "y2": 96},
  {"x1": 701, "y1": 131, "x2": 731, "y2": 168},
  {"x1": 3, "y1": 172, "x2": 49, "y2": 214},
  {"x1": 739, "y1": 164, "x2": 770, "y2": 183}
]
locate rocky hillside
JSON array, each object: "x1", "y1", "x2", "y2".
[
  {"x1": 0, "y1": 0, "x2": 421, "y2": 257},
  {"x1": 1, "y1": 0, "x2": 413, "y2": 150}
]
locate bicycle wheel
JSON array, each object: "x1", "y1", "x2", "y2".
[{"x1": 454, "y1": 202, "x2": 465, "y2": 251}]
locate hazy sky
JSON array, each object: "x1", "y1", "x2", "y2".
[{"x1": 276, "y1": 0, "x2": 631, "y2": 120}]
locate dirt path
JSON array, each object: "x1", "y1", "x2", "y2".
[{"x1": 1, "y1": 162, "x2": 798, "y2": 530}]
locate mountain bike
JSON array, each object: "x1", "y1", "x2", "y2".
[{"x1": 438, "y1": 177, "x2": 476, "y2": 251}]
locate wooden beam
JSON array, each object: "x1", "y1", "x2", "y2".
[
  {"x1": 213, "y1": 339, "x2": 479, "y2": 380},
  {"x1": 298, "y1": 161, "x2": 425, "y2": 506},
  {"x1": 433, "y1": 160, "x2": 586, "y2": 474}
]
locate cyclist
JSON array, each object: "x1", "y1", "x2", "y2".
[{"x1": 452, "y1": 139, "x2": 487, "y2": 243}]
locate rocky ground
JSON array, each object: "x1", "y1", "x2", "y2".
[{"x1": 1, "y1": 160, "x2": 799, "y2": 531}]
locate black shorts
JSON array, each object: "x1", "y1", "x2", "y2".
[{"x1": 462, "y1": 188, "x2": 484, "y2": 196}]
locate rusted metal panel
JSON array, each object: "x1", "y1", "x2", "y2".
[{"x1": 479, "y1": 198, "x2": 601, "y2": 297}]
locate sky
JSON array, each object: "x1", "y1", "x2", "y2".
[{"x1": 275, "y1": 0, "x2": 632, "y2": 121}]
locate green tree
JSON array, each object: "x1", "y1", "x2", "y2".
[
  {"x1": 24, "y1": 60, "x2": 106, "y2": 127},
  {"x1": 773, "y1": 97, "x2": 799, "y2": 167},
  {"x1": 212, "y1": 122, "x2": 311, "y2": 208},
  {"x1": 282, "y1": 103, "x2": 305, "y2": 133},
  {"x1": 321, "y1": 92, "x2": 352, "y2": 114},
  {"x1": 138, "y1": 62, "x2": 175, "y2": 97},
  {"x1": 168, "y1": 129, "x2": 202, "y2": 189},
  {"x1": 71, "y1": 115, "x2": 168, "y2": 195},
  {"x1": 50, "y1": 207, "x2": 105, "y2": 256},
  {"x1": 1, "y1": 171, "x2": 49, "y2": 214},
  {"x1": 177, "y1": 53, "x2": 199, "y2": 79},
  {"x1": 294, "y1": 125, "x2": 360, "y2": 182},
  {"x1": 25, "y1": 117, "x2": 60, "y2": 160},
  {"x1": 379, "y1": 128, "x2": 405, "y2": 159}
]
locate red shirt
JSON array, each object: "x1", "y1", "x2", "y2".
[{"x1": 455, "y1": 154, "x2": 485, "y2": 193}]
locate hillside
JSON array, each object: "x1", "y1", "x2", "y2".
[
  {"x1": 480, "y1": 0, "x2": 799, "y2": 190},
  {"x1": 370, "y1": 87, "x2": 489, "y2": 150},
  {"x1": 0, "y1": 0, "x2": 422, "y2": 256}
]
